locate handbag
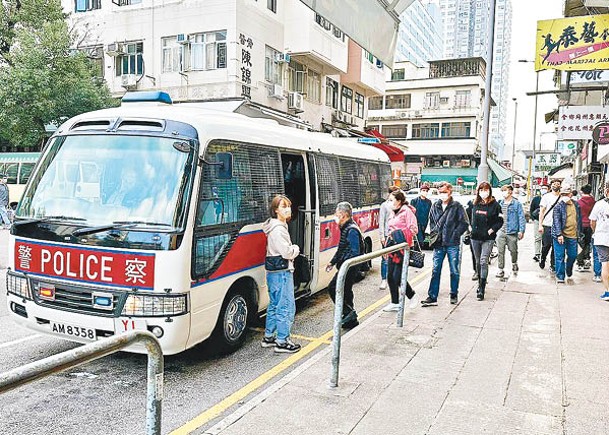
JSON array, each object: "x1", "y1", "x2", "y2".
[
  {"x1": 265, "y1": 255, "x2": 288, "y2": 271},
  {"x1": 408, "y1": 238, "x2": 425, "y2": 269}
]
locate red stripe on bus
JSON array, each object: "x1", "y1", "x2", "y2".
[
  {"x1": 204, "y1": 231, "x2": 267, "y2": 282},
  {"x1": 319, "y1": 208, "x2": 380, "y2": 251}
]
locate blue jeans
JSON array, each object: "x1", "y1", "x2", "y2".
[
  {"x1": 0, "y1": 205, "x2": 10, "y2": 226},
  {"x1": 417, "y1": 224, "x2": 426, "y2": 244},
  {"x1": 381, "y1": 256, "x2": 388, "y2": 280},
  {"x1": 553, "y1": 237, "x2": 577, "y2": 281},
  {"x1": 264, "y1": 270, "x2": 295, "y2": 343},
  {"x1": 593, "y1": 243, "x2": 602, "y2": 277},
  {"x1": 428, "y1": 245, "x2": 461, "y2": 299}
]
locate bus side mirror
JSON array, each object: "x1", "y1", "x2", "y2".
[{"x1": 216, "y1": 153, "x2": 233, "y2": 179}]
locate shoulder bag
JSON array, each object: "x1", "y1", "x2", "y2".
[{"x1": 428, "y1": 204, "x2": 452, "y2": 247}]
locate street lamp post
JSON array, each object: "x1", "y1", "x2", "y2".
[
  {"x1": 511, "y1": 97, "x2": 518, "y2": 169},
  {"x1": 519, "y1": 59, "x2": 540, "y2": 200}
]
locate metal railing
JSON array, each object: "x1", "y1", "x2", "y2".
[
  {"x1": 330, "y1": 242, "x2": 411, "y2": 388},
  {"x1": 0, "y1": 331, "x2": 164, "y2": 435}
]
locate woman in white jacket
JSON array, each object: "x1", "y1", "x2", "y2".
[{"x1": 261, "y1": 195, "x2": 301, "y2": 353}]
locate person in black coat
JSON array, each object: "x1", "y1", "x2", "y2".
[{"x1": 467, "y1": 182, "x2": 503, "y2": 300}]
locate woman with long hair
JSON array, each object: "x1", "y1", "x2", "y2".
[
  {"x1": 467, "y1": 182, "x2": 503, "y2": 300},
  {"x1": 261, "y1": 195, "x2": 301, "y2": 353},
  {"x1": 383, "y1": 190, "x2": 419, "y2": 311}
]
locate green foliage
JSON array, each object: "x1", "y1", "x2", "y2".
[{"x1": 0, "y1": 0, "x2": 117, "y2": 148}]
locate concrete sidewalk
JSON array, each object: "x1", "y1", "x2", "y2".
[{"x1": 203, "y1": 228, "x2": 608, "y2": 435}]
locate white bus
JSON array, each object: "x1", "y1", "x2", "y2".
[
  {"x1": 6, "y1": 92, "x2": 391, "y2": 355},
  {"x1": 0, "y1": 152, "x2": 41, "y2": 208}
]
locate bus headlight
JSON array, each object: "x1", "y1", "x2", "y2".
[
  {"x1": 6, "y1": 272, "x2": 32, "y2": 300},
  {"x1": 121, "y1": 294, "x2": 188, "y2": 317}
]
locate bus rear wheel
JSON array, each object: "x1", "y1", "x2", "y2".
[{"x1": 212, "y1": 290, "x2": 250, "y2": 354}]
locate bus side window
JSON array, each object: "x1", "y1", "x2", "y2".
[
  {"x1": 5, "y1": 163, "x2": 18, "y2": 184},
  {"x1": 19, "y1": 163, "x2": 35, "y2": 184},
  {"x1": 315, "y1": 155, "x2": 340, "y2": 216}
]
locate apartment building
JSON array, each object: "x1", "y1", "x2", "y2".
[{"x1": 64, "y1": 0, "x2": 385, "y2": 130}]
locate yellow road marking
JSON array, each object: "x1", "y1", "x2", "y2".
[{"x1": 169, "y1": 268, "x2": 432, "y2": 435}]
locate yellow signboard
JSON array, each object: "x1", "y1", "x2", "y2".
[{"x1": 536, "y1": 14, "x2": 609, "y2": 71}]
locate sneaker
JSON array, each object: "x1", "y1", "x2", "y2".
[
  {"x1": 421, "y1": 297, "x2": 438, "y2": 307},
  {"x1": 382, "y1": 303, "x2": 400, "y2": 312},
  {"x1": 601, "y1": 292, "x2": 609, "y2": 301},
  {"x1": 593, "y1": 275, "x2": 602, "y2": 283},
  {"x1": 539, "y1": 258, "x2": 546, "y2": 269},
  {"x1": 379, "y1": 280, "x2": 387, "y2": 290},
  {"x1": 512, "y1": 264, "x2": 519, "y2": 272},
  {"x1": 260, "y1": 336, "x2": 276, "y2": 348},
  {"x1": 476, "y1": 292, "x2": 484, "y2": 301},
  {"x1": 496, "y1": 269, "x2": 505, "y2": 278},
  {"x1": 450, "y1": 294, "x2": 458, "y2": 305},
  {"x1": 533, "y1": 255, "x2": 540, "y2": 262},
  {"x1": 557, "y1": 279, "x2": 565, "y2": 284},
  {"x1": 472, "y1": 272, "x2": 479, "y2": 281},
  {"x1": 341, "y1": 310, "x2": 359, "y2": 328},
  {"x1": 549, "y1": 266, "x2": 555, "y2": 275},
  {"x1": 577, "y1": 265, "x2": 584, "y2": 272},
  {"x1": 274, "y1": 339, "x2": 301, "y2": 353},
  {"x1": 409, "y1": 293, "x2": 420, "y2": 309}
]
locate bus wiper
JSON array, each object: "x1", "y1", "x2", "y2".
[
  {"x1": 13, "y1": 215, "x2": 87, "y2": 227},
  {"x1": 112, "y1": 220, "x2": 175, "y2": 228},
  {"x1": 72, "y1": 223, "x2": 137, "y2": 237}
]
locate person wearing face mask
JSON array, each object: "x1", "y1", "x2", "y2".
[
  {"x1": 382, "y1": 190, "x2": 419, "y2": 311},
  {"x1": 379, "y1": 185, "x2": 401, "y2": 290},
  {"x1": 576, "y1": 184, "x2": 595, "y2": 271},
  {"x1": 326, "y1": 202, "x2": 363, "y2": 329},
  {"x1": 261, "y1": 195, "x2": 302, "y2": 353},
  {"x1": 529, "y1": 185, "x2": 546, "y2": 262},
  {"x1": 410, "y1": 184, "x2": 432, "y2": 245},
  {"x1": 552, "y1": 185, "x2": 582, "y2": 283},
  {"x1": 422, "y1": 182, "x2": 469, "y2": 307},
  {"x1": 495, "y1": 185, "x2": 526, "y2": 279},
  {"x1": 539, "y1": 179, "x2": 562, "y2": 271},
  {"x1": 467, "y1": 182, "x2": 503, "y2": 300}
]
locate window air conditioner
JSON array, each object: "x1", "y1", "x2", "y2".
[
  {"x1": 106, "y1": 42, "x2": 124, "y2": 57},
  {"x1": 121, "y1": 74, "x2": 137, "y2": 88},
  {"x1": 414, "y1": 110, "x2": 422, "y2": 117},
  {"x1": 288, "y1": 92, "x2": 304, "y2": 112},
  {"x1": 275, "y1": 52, "x2": 291, "y2": 64},
  {"x1": 176, "y1": 34, "x2": 189, "y2": 45},
  {"x1": 440, "y1": 97, "x2": 449, "y2": 104},
  {"x1": 399, "y1": 112, "x2": 408, "y2": 119},
  {"x1": 270, "y1": 84, "x2": 284, "y2": 99}
]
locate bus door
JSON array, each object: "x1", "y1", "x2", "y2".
[{"x1": 280, "y1": 152, "x2": 313, "y2": 291}]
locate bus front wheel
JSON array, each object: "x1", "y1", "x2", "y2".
[{"x1": 212, "y1": 289, "x2": 251, "y2": 354}]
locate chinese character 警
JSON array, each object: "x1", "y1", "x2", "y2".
[{"x1": 18, "y1": 245, "x2": 32, "y2": 270}]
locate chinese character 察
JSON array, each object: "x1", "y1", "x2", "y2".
[{"x1": 125, "y1": 258, "x2": 147, "y2": 285}]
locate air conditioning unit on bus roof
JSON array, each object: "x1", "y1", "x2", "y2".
[
  {"x1": 106, "y1": 42, "x2": 125, "y2": 57},
  {"x1": 288, "y1": 92, "x2": 304, "y2": 112}
]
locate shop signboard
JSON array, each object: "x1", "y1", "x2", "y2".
[{"x1": 557, "y1": 106, "x2": 609, "y2": 140}]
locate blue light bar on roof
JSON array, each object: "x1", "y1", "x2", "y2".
[
  {"x1": 357, "y1": 137, "x2": 381, "y2": 144},
  {"x1": 122, "y1": 91, "x2": 173, "y2": 104}
]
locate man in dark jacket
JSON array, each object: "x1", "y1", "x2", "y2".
[
  {"x1": 576, "y1": 184, "x2": 595, "y2": 270},
  {"x1": 422, "y1": 182, "x2": 469, "y2": 306},
  {"x1": 552, "y1": 185, "x2": 582, "y2": 283},
  {"x1": 410, "y1": 184, "x2": 432, "y2": 244},
  {"x1": 326, "y1": 201, "x2": 361, "y2": 329}
]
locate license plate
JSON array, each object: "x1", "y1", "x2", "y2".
[{"x1": 51, "y1": 322, "x2": 97, "y2": 341}]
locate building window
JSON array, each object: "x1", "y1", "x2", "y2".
[
  {"x1": 455, "y1": 90, "x2": 471, "y2": 108},
  {"x1": 75, "y1": 0, "x2": 100, "y2": 12},
  {"x1": 306, "y1": 69, "x2": 321, "y2": 103},
  {"x1": 441, "y1": 122, "x2": 471, "y2": 138},
  {"x1": 267, "y1": 0, "x2": 277, "y2": 13},
  {"x1": 161, "y1": 37, "x2": 184, "y2": 73},
  {"x1": 190, "y1": 31, "x2": 227, "y2": 71},
  {"x1": 386, "y1": 94, "x2": 411, "y2": 109},
  {"x1": 115, "y1": 41, "x2": 143, "y2": 76},
  {"x1": 265, "y1": 46, "x2": 282, "y2": 85},
  {"x1": 355, "y1": 93, "x2": 364, "y2": 118},
  {"x1": 382, "y1": 125, "x2": 407, "y2": 139},
  {"x1": 424, "y1": 92, "x2": 440, "y2": 109},
  {"x1": 326, "y1": 78, "x2": 339, "y2": 108},
  {"x1": 341, "y1": 86, "x2": 353, "y2": 114},
  {"x1": 391, "y1": 69, "x2": 405, "y2": 81},
  {"x1": 412, "y1": 123, "x2": 440, "y2": 139},
  {"x1": 288, "y1": 60, "x2": 306, "y2": 93},
  {"x1": 368, "y1": 96, "x2": 383, "y2": 110}
]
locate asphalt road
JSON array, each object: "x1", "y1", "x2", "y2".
[{"x1": 0, "y1": 228, "x2": 434, "y2": 435}]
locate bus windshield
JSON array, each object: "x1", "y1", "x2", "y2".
[{"x1": 17, "y1": 134, "x2": 194, "y2": 228}]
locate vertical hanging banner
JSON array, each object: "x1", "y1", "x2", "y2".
[{"x1": 536, "y1": 14, "x2": 609, "y2": 71}]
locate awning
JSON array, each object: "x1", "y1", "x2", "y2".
[
  {"x1": 420, "y1": 168, "x2": 478, "y2": 185},
  {"x1": 488, "y1": 159, "x2": 514, "y2": 186}
]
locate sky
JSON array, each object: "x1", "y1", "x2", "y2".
[{"x1": 504, "y1": 0, "x2": 564, "y2": 168}]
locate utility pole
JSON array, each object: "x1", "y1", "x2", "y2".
[
  {"x1": 511, "y1": 97, "x2": 518, "y2": 169},
  {"x1": 477, "y1": 0, "x2": 496, "y2": 184}
]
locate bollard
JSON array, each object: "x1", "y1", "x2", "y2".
[{"x1": 329, "y1": 242, "x2": 408, "y2": 388}]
